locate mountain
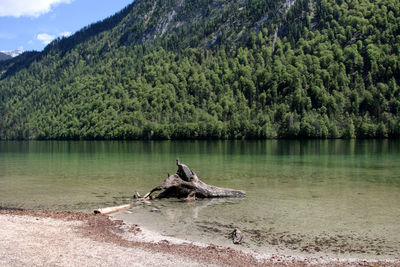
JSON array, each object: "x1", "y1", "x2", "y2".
[
  {"x1": 1, "y1": 49, "x2": 24, "y2": 58},
  {"x1": 0, "y1": 0, "x2": 399, "y2": 140},
  {"x1": 0, "y1": 52, "x2": 11, "y2": 61}
]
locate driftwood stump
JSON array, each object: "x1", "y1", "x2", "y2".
[{"x1": 139, "y1": 160, "x2": 246, "y2": 200}]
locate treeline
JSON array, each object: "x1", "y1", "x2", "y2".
[{"x1": 0, "y1": 0, "x2": 399, "y2": 140}]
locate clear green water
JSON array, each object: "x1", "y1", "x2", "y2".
[{"x1": 1, "y1": 140, "x2": 399, "y2": 259}]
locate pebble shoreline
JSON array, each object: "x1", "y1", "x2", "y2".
[{"x1": 0, "y1": 209, "x2": 398, "y2": 267}]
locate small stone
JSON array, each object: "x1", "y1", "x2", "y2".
[{"x1": 231, "y1": 228, "x2": 244, "y2": 244}]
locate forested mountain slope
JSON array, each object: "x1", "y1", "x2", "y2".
[{"x1": 0, "y1": 0, "x2": 399, "y2": 140}]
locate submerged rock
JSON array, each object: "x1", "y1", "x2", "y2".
[{"x1": 150, "y1": 208, "x2": 161, "y2": 213}]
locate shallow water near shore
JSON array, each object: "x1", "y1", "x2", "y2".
[{"x1": 1, "y1": 140, "x2": 399, "y2": 260}]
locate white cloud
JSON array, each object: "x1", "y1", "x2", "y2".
[
  {"x1": 61, "y1": 31, "x2": 72, "y2": 37},
  {"x1": 36, "y1": 31, "x2": 72, "y2": 45},
  {"x1": 37, "y1": 33, "x2": 55, "y2": 45},
  {"x1": 0, "y1": 0, "x2": 72, "y2": 18}
]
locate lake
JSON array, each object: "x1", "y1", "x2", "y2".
[{"x1": 0, "y1": 140, "x2": 399, "y2": 259}]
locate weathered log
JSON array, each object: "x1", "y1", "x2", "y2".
[
  {"x1": 94, "y1": 204, "x2": 131, "y2": 215},
  {"x1": 140, "y1": 160, "x2": 246, "y2": 200}
]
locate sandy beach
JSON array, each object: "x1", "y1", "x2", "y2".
[{"x1": 0, "y1": 209, "x2": 398, "y2": 267}]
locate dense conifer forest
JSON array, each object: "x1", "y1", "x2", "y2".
[{"x1": 0, "y1": 0, "x2": 399, "y2": 140}]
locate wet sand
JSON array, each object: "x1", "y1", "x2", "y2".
[{"x1": 0, "y1": 209, "x2": 398, "y2": 266}]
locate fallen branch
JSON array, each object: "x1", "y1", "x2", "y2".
[{"x1": 94, "y1": 204, "x2": 131, "y2": 215}]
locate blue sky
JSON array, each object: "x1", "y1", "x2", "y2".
[{"x1": 0, "y1": 0, "x2": 134, "y2": 52}]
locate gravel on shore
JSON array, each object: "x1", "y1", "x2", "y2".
[{"x1": 0, "y1": 209, "x2": 398, "y2": 267}]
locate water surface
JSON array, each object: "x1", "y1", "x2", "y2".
[{"x1": 0, "y1": 140, "x2": 399, "y2": 259}]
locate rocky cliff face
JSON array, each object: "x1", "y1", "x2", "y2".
[{"x1": 116, "y1": 0, "x2": 295, "y2": 48}]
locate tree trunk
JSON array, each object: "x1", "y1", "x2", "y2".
[{"x1": 140, "y1": 160, "x2": 246, "y2": 200}]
